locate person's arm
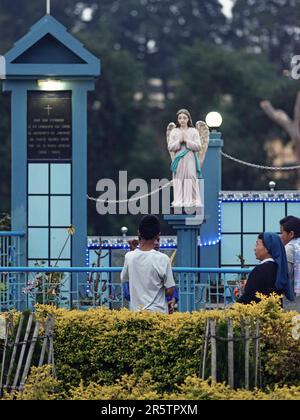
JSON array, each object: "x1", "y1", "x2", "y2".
[
  {"x1": 167, "y1": 287, "x2": 179, "y2": 313},
  {"x1": 166, "y1": 286, "x2": 175, "y2": 297},
  {"x1": 164, "y1": 259, "x2": 176, "y2": 296},
  {"x1": 185, "y1": 129, "x2": 201, "y2": 151},
  {"x1": 287, "y1": 261, "x2": 294, "y2": 284},
  {"x1": 237, "y1": 269, "x2": 261, "y2": 304},
  {"x1": 172, "y1": 287, "x2": 179, "y2": 302},
  {"x1": 128, "y1": 239, "x2": 139, "y2": 251},
  {"x1": 122, "y1": 282, "x2": 130, "y2": 301},
  {"x1": 121, "y1": 255, "x2": 130, "y2": 301},
  {"x1": 285, "y1": 243, "x2": 294, "y2": 281},
  {"x1": 121, "y1": 254, "x2": 129, "y2": 283}
]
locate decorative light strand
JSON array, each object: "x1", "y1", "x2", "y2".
[
  {"x1": 221, "y1": 151, "x2": 300, "y2": 171},
  {"x1": 87, "y1": 180, "x2": 173, "y2": 204}
]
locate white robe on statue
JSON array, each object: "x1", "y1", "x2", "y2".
[{"x1": 168, "y1": 127, "x2": 202, "y2": 207}]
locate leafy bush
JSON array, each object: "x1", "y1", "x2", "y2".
[
  {"x1": 33, "y1": 294, "x2": 300, "y2": 392},
  {"x1": 2, "y1": 366, "x2": 64, "y2": 400},
  {"x1": 3, "y1": 367, "x2": 300, "y2": 400},
  {"x1": 167, "y1": 376, "x2": 300, "y2": 400}
]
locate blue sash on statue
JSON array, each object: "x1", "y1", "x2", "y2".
[{"x1": 171, "y1": 148, "x2": 202, "y2": 179}]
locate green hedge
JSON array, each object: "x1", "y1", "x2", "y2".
[
  {"x1": 33, "y1": 294, "x2": 300, "y2": 392},
  {"x1": 3, "y1": 366, "x2": 300, "y2": 400}
]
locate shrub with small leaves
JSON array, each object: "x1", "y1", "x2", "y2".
[
  {"x1": 32, "y1": 294, "x2": 300, "y2": 393},
  {"x1": 2, "y1": 366, "x2": 65, "y2": 400}
]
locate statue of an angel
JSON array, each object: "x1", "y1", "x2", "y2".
[{"x1": 167, "y1": 109, "x2": 209, "y2": 208}]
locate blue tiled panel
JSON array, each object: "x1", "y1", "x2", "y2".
[
  {"x1": 243, "y1": 203, "x2": 263, "y2": 233},
  {"x1": 221, "y1": 267, "x2": 244, "y2": 281},
  {"x1": 50, "y1": 261, "x2": 71, "y2": 296},
  {"x1": 89, "y1": 250, "x2": 110, "y2": 281},
  {"x1": 28, "y1": 228, "x2": 49, "y2": 259},
  {"x1": 28, "y1": 163, "x2": 49, "y2": 194},
  {"x1": 222, "y1": 203, "x2": 241, "y2": 233},
  {"x1": 28, "y1": 260, "x2": 48, "y2": 267},
  {"x1": 51, "y1": 260, "x2": 71, "y2": 267},
  {"x1": 89, "y1": 250, "x2": 109, "y2": 267},
  {"x1": 221, "y1": 234, "x2": 241, "y2": 265},
  {"x1": 50, "y1": 228, "x2": 71, "y2": 259},
  {"x1": 50, "y1": 164, "x2": 71, "y2": 194},
  {"x1": 287, "y1": 203, "x2": 300, "y2": 217},
  {"x1": 243, "y1": 234, "x2": 259, "y2": 265},
  {"x1": 59, "y1": 275, "x2": 71, "y2": 299},
  {"x1": 28, "y1": 196, "x2": 49, "y2": 226},
  {"x1": 51, "y1": 196, "x2": 71, "y2": 226},
  {"x1": 265, "y1": 203, "x2": 285, "y2": 232}
]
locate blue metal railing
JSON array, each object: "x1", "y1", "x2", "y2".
[
  {"x1": 0, "y1": 232, "x2": 26, "y2": 237},
  {"x1": 0, "y1": 231, "x2": 25, "y2": 266},
  {"x1": 0, "y1": 232, "x2": 26, "y2": 312},
  {"x1": 0, "y1": 267, "x2": 251, "y2": 312}
]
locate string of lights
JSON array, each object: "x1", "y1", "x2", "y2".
[
  {"x1": 221, "y1": 151, "x2": 300, "y2": 171},
  {"x1": 87, "y1": 180, "x2": 173, "y2": 204},
  {"x1": 220, "y1": 191, "x2": 300, "y2": 202}
]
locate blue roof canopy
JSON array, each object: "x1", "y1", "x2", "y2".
[{"x1": 4, "y1": 14, "x2": 101, "y2": 78}]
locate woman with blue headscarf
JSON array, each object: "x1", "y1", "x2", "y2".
[{"x1": 237, "y1": 232, "x2": 293, "y2": 305}]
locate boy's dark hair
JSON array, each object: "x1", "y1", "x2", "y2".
[
  {"x1": 280, "y1": 215, "x2": 300, "y2": 238},
  {"x1": 139, "y1": 215, "x2": 160, "y2": 240}
]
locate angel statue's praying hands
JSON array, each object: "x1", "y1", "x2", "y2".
[{"x1": 167, "y1": 109, "x2": 209, "y2": 209}]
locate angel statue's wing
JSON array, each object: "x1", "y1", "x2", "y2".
[
  {"x1": 196, "y1": 120, "x2": 210, "y2": 166},
  {"x1": 166, "y1": 122, "x2": 176, "y2": 161}
]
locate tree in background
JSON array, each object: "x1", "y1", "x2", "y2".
[
  {"x1": 75, "y1": 0, "x2": 227, "y2": 95},
  {"x1": 170, "y1": 42, "x2": 299, "y2": 190},
  {"x1": 80, "y1": 26, "x2": 149, "y2": 235},
  {"x1": 229, "y1": 0, "x2": 300, "y2": 68},
  {"x1": 0, "y1": 0, "x2": 78, "y2": 52}
]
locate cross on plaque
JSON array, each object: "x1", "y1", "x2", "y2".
[
  {"x1": 44, "y1": 104, "x2": 53, "y2": 115},
  {"x1": 46, "y1": 0, "x2": 51, "y2": 15}
]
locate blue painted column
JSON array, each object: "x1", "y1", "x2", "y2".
[
  {"x1": 71, "y1": 81, "x2": 95, "y2": 305},
  {"x1": 164, "y1": 214, "x2": 199, "y2": 311},
  {"x1": 200, "y1": 130, "x2": 223, "y2": 268},
  {"x1": 72, "y1": 81, "x2": 94, "y2": 267},
  {"x1": 10, "y1": 85, "x2": 27, "y2": 311},
  {"x1": 10, "y1": 85, "x2": 27, "y2": 269}
]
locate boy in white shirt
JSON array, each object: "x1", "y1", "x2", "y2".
[{"x1": 121, "y1": 215, "x2": 175, "y2": 313}]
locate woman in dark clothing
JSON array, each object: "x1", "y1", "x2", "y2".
[{"x1": 238, "y1": 233, "x2": 293, "y2": 305}]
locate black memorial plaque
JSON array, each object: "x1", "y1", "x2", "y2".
[{"x1": 27, "y1": 91, "x2": 72, "y2": 160}]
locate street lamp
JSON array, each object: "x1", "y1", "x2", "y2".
[
  {"x1": 269, "y1": 181, "x2": 276, "y2": 192},
  {"x1": 205, "y1": 112, "x2": 223, "y2": 130},
  {"x1": 121, "y1": 226, "x2": 128, "y2": 242}
]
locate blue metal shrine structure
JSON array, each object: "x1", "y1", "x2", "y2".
[{"x1": 3, "y1": 13, "x2": 100, "y2": 270}]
